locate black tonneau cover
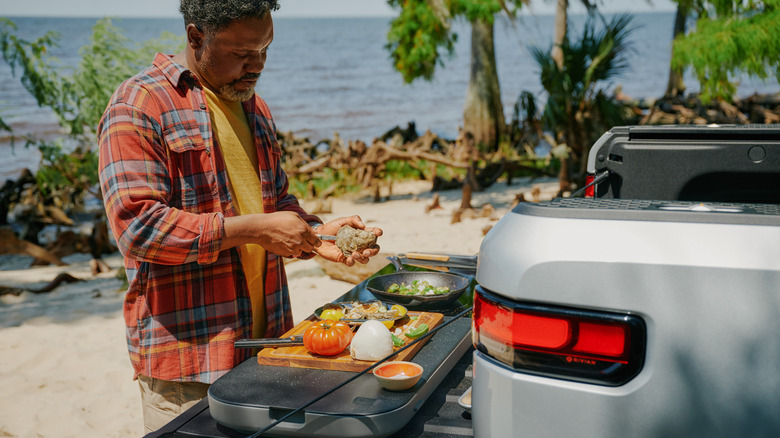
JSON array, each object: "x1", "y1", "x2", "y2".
[{"x1": 588, "y1": 124, "x2": 780, "y2": 203}]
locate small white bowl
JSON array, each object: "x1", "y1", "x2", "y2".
[{"x1": 373, "y1": 361, "x2": 423, "y2": 391}]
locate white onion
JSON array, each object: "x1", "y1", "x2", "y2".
[{"x1": 350, "y1": 320, "x2": 394, "y2": 361}]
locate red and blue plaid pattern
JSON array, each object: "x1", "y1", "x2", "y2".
[{"x1": 98, "y1": 53, "x2": 319, "y2": 383}]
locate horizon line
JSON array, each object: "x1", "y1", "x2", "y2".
[{"x1": 3, "y1": 9, "x2": 676, "y2": 20}]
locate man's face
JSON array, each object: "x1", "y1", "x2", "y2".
[{"x1": 192, "y1": 14, "x2": 273, "y2": 102}]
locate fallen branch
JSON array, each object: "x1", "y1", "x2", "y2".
[
  {"x1": 361, "y1": 140, "x2": 470, "y2": 170},
  {"x1": 0, "y1": 272, "x2": 82, "y2": 296},
  {"x1": 0, "y1": 227, "x2": 65, "y2": 266}
]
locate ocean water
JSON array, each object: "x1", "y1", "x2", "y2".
[{"x1": 1, "y1": 12, "x2": 778, "y2": 180}]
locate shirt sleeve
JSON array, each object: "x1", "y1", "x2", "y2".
[{"x1": 98, "y1": 82, "x2": 224, "y2": 266}]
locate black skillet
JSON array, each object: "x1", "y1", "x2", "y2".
[{"x1": 366, "y1": 257, "x2": 470, "y2": 307}]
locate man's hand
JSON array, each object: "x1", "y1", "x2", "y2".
[
  {"x1": 314, "y1": 215, "x2": 383, "y2": 266},
  {"x1": 223, "y1": 211, "x2": 322, "y2": 258}
]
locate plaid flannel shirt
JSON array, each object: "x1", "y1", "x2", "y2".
[{"x1": 98, "y1": 53, "x2": 320, "y2": 383}]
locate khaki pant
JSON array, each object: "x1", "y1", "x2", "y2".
[{"x1": 137, "y1": 374, "x2": 210, "y2": 434}]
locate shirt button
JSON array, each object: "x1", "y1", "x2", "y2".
[{"x1": 200, "y1": 103, "x2": 206, "y2": 110}]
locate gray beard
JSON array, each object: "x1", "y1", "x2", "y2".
[
  {"x1": 218, "y1": 84, "x2": 255, "y2": 102},
  {"x1": 197, "y1": 57, "x2": 256, "y2": 102}
]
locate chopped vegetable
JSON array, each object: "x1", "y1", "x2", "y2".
[
  {"x1": 405, "y1": 323, "x2": 430, "y2": 339},
  {"x1": 391, "y1": 333, "x2": 404, "y2": 347},
  {"x1": 387, "y1": 280, "x2": 450, "y2": 296}
]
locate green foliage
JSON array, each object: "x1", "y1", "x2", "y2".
[
  {"x1": 0, "y1": 19, "x2": 63, "y2": 122},
  {"x1": 288, "y1": 167, "x2": 362, "y2": 200},
  {"x1": 384, "y1": 159, "x2": 424, "y2": 179},
  {"x1": 385, "y1": 0, "x2": 525, "y2": 83},
  {"x1": 672, "y1": 0, "x2": 780, "y2": 102},
  {"x1": 286, "y1": 158, "x2": 464, "y2": 201},
  {"x1": 531, "y1": 14, "x2": 634, "y2": 174},
  {"x1": 508, "y1": 90, "x2": 541, "y2": 151},
  {"x1": 0, "y1": 17, "x2": 183, "y2": 209},
  {"x1": 74, "y1": 20, "x2": 182, "y2": 134},
  {"x1": 35, "y1": 141, "x2": 100, "y2": 199},
  {"x1": 1, "y1": 18, "x2": 181, "y2": 137},
  {"x1": 450, "y1": 0, "x2": 514, "y2": 22},
  {"x1": 386, "y1": 0, "x2": 457, "y2": 83}
]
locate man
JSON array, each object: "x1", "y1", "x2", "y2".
[{"x1": 97, "y1": 0, "x2": 382, "y2": 432}]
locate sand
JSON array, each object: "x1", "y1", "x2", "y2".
[{"x1": 0, "y1": 177, "x2": 558, "y2": 438}]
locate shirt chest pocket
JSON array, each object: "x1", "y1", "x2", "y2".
[{"x1": 163, "y1": 128, "x2": 218, "y2": 211}]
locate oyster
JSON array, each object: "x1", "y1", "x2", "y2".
[
  {"x1": 335, "y1": 225, "x2": 378, "y2": 257},
  {"x1": 343, "y1": 301, "x2": 398, "y2": 320}
]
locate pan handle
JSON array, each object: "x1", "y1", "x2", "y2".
[
  {"x1": 399, "y1": 252, "x2": 479, "y2": 267},
  {"x1": 404, "y1": 252, "x2": 450, "y2": 262},
  {"x1": 386, "y1": 256, "x2": 406, "y2": 272}
]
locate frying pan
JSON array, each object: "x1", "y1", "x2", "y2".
[{"x1": 366, "y1": 257, "x2": 470, "y2": 307}]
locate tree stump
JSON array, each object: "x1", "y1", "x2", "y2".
[{"x1": 460, "y1": 183, "x2": 473, "y2": 210}]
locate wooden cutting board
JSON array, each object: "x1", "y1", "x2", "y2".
[{"x1": 256, "y1": 311, "x2": 444, "y2": 372}]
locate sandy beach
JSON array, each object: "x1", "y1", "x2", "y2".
[{"x1": 0, "y1": 177, "x2": 557, "y2": 438}]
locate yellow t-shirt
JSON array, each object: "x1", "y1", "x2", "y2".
[{"x1": 204, "y1": 87, "x2": 267, "y2": 339}]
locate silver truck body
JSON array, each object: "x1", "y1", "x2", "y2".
[{"x1": 472, "y1": 125, "x2": 780, "y2": 437}]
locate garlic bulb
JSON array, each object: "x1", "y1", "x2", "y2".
[{"x1": 350, "y1": 320, "x2": 394, "y2": 361}]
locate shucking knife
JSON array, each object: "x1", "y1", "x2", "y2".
[
  {"x1": 234, "y1": 335, "x2": 304, "y2": 349},
  {"x1": 316, "y1": 234, "x2": 338, "y2": 241}
]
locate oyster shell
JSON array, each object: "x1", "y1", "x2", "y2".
[{"x1": 335, "y1": 225, "x2": 378, "y2": 257}]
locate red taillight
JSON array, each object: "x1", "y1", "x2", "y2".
[
  {"x1": 574, "y1": 322, "x2": 626, "y2": 357},
  {"x1": 473, "y1": 286, "x2": 645, "y2": 386},
  {"x1": 481, "y1": 304, "x2": 570, "y2": 349},
  {"x1": 584, "y1": 174, "x2": 596, "y2": 197}
]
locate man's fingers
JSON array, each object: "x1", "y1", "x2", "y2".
[{"x1": 306, "y1": 233, "x2": 322, "y2": 248}]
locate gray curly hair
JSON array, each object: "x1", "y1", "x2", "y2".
[{"x1": 179, "y1": 0, "x2": 280, "y2": 36}]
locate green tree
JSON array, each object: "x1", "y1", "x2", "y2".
[
  {"x1": 385, "y1": 0, "x2": 528, "y2": 151},
  {"x1": 0, "y1": 18, "x2": 181, "y2": 205},
  {"x1": 532, "y1": 14, "x2": 634, "y2": 192},
  {"x1": 665, "y1": 0, "x2": 699, "y2": 97},
  {"x1": 551, "y1": 0, "x2": 598, "y2": 69},
  {"x1": 671, "y1": 0, "x2": 780, "y2": 102}
]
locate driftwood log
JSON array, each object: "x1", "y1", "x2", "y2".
[
  {"x1": 0, "y1": 272, "x2": 82, "y2": 297},
  {"x1": 635, "y1": 93, "x2": 780, "y2": 126},
  {"x1": 280, "y1": 124, "x2": 536, "y2": 204},
  {"x1": 0, "y1": 227, "x2": 66, "y2": 266},
  {"x1": 0, "y1": 168, "x2": 36, "y2": 226},
  {"x1": 1, "y1": 164, "x2": 117, "y2": 271}
]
